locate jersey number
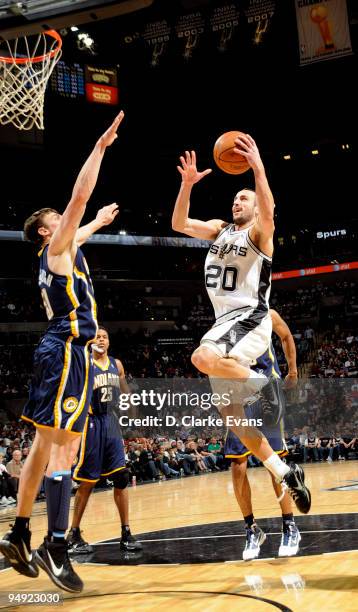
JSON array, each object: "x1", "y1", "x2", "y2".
[
  {"x1": 101, "y1": 387, "x2": 113, "y2": 403},
  {"x1": 205, "y1": 265, "x2": 238, "y2": 291},
  {"x1": 40, "y1": 288, "x2": 54, "y2": 320}
]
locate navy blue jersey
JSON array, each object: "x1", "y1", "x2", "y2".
[
  {"x1": 252, "y1": 342, "x2": 281, "y2": 378},
  {"x1": 90, "y1": 356, "x2": 121, "y2": 416},
  {"x1": 38, "y1": 245, "x2": 98, "y2": 344}
]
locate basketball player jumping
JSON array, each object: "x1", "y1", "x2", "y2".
[
  {"x1": 67, "y1": 327, "x2": 142, "y2": 555},
  {"x1": 0, "y1": 111, "x2": 124, "y2": 592},
  {"x1": 172, "y1": 135, "x2": 311, "y2": 514},
  {"x1": 225, "y1": 308, "x2": 301, "y2": 560}
]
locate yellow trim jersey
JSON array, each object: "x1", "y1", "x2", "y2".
[{"x1": 38, "y1": 245, "x2": 98, "y2": 344}]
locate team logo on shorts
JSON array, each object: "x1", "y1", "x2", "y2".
[
  {"x1": 229, "y1": 329, "x2": 237, "y2": 344},
  {"x1": 63, "y1": 397, "x2": 79, "y2": 413}
]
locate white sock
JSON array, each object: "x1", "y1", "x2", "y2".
[{"x1": 263, "y1": 454, "x2": 290, "y2": 480}]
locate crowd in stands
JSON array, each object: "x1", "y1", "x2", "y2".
[
  {"x1": 1, "y1": 414, "x2": 357, "y2": 507},
  {"x1": 310, "y1": 331, "x2": 358, "y2": 378}
]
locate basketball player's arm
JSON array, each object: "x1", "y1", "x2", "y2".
[
  {"x1": 234, "y1": 134, "x2": 275, "y2": 247},
  {"x1": 270, "y1": 309, "x2": 298, "y2": 386},
  {"x1": 116, "y1": 359, "x2": 131, "y2": 396},
  {"x1": 172, "y1": 150, "x2": 226, "y2": 239},
  {"x1": 49, "y1": 111, "x2": 124, "y2": 256},
  {"x1": 76, "y1": 204, "x2": 119, "y2": 246}
]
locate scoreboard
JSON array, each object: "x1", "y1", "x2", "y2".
[
  {"x1": 50, "y1": 61, "x2": 118, "y2": 105},
  {"x1": 50, "y1": 61, "x2": 85, "y2": 99}
]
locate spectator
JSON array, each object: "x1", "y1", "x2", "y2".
[
  {"x1": 304, "y1": 433, "x2": 319, "y2": 462},
  {"x1": 4, "y1": 448, "x2": 23, "y2": 493}
]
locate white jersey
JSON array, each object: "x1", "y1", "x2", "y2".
[{"x1": 204, "y1": 224, "x2": 272, "y2": 323}]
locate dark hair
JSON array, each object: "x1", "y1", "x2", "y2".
[
  {"x1": 23, "y1": 208, "x2": 58, "y2": 244},
  {"x1": 97, "y1": 326, "x2": 109, "y2": 335}
]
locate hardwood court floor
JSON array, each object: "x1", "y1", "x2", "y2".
[{"x1": 1, "y1": 461, "x2": 357, "y2": 611}]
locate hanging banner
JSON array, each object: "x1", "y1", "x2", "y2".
[
  {"x1": 295, "y1": 0, "x2": 353, "y2": 65},
  {"x1": 142, "y1": 20, "x2": 171, "y2": 67},
  {"x1": 175, "y1": 12, "x2": 206, "y2": 60},
  {"x1": 243, "y1": 0, "x2": 276, "y2": 45},
  {"x1": 209, "y1": 3, "x2": 240, "y2": 53},
  {"x1": 85, "y1": 65, "x2": 118, "y2": 105}
]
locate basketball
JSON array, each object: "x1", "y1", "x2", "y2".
[{"x1": 213, "y1": 131, "x2": 250, "y2": 175}]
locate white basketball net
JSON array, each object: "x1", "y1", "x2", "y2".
[{"x1": 0, "y1": 31, "x2": 62, "y2": 130}]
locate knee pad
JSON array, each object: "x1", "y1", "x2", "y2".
[{"x1": 112, "y1": 469, "x2": 129, "y2": 490}]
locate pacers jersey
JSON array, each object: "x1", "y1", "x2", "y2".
[
  {"x1": 253, "y1": 342, "x2": 281, "y2": 379},
  {"x1": 205, "y1": 224, "x2": 272, "y2": 322},
  {"x1": 38, "y1": 245, "x2": 98, "y2": 344},
  {"x1": 90, "y1": 356, "x2": 121, "y2": 416}
]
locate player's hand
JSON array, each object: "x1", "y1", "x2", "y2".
[
  {"x1": 284, "y1": 371, "x2": 298, "y2": 389},
  {"x1": 98, "y1": 110, "x2": 124, "y2": 148},
  {"x1": 233, "y1": 133, "x2": 263, "y2": 172},
  {"x1": 177, "y1": 150, "x2": 212, "y2": 185},
  {"x1": 96, "y1": 203, "x2": 119, "y2": 226}
]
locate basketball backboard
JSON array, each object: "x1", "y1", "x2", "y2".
[{"x1": 0, "y1": 0, "x2": 154, "y2": 40}]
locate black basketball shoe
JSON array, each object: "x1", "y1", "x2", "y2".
[
  {"x1": 66, "y1": 529, "x2": 94, "y2": 554},
  {"x1": 0, "y1": 525, "x2": 39, "y2": 578},
  {"x1": 120, "y1": 530, "x2": 143, "y2": 552},
  {"x1": 282, "y1": 463, "x2": 311, "y2": 514},
  {"x1": 35, "y1": 537, "x2": 83, "y2": 593},
  {"x1": 260, "y1": 377, "x2": 284, "y2": 427}
]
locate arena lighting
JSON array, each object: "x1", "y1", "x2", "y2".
[
  {"x1": 71, "y1": 26, "x2": 79, "y2": 32},
  {"x1": 77, "y1": 31, "x2": 95, "y2": 52},
  {"x1": 119, "y1": 230, "x2": 127, "y2": 235},
  {"x1": 283, "y1": 154, "x2": 291, "y2": 160},
  {"x1": 341, "y1": 144, "x2": 350, "y2": 150},
  {"x1": 311, "y1": 149, "x2": 319, "y2": 155}
]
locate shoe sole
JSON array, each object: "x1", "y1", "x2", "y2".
[
  {"x1": 0, "y1": 540, "x2": 39, "y2": 578},
  {"x1": 34, "y1": 551, "x2": 83, "y2": 593},
  {"x1": 120, "y1": 543, "x2": 143, "y2": 552},
  {"x1": 67, "y1": 546, "x2": 94, "y2": 555},
  {"x1": 291, "y1": 465, "x2": 312, "y2": 514},
  {"x1": 243, "y1": 531, "x2": 266, "y2": 561}
]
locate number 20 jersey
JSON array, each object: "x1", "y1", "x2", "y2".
[{"x1": 204, "y1": 224, "x2": 272, "y2": 322}]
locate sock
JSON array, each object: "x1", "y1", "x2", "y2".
[
  {"x1": 244, "y1": 514, "x2": 255, "y2": 529},
  {"x1": 263, "y1": 454, "x2": 290, "y2": 480},
  {"x1": 14, "y1": 517, "x2": 30, "y2": 533},
  {"x1": 282, "y1": 513, "x2": 294, "y2": 528},
  {"x1": 121, "y1": 525, "x2": 131, "y2": 538},
  {"x1": 71, "y1": 527, "x2": 80, "y2": 535},
  {"x1": 45, "y1": 471, "x2": 72, "y2": 543}
]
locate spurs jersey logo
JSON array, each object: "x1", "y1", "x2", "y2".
[{"x1": 210, "y1": 243, "x2": 248, "y2": 258}]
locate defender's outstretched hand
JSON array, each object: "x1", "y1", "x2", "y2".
[
  {"x1": 96, "y1": 203, "x2": 119, "y2": 226},
  {"x1": 98, "y1": 110, "x2": 125, "y2": 149},
  {"x1": 177, "y1": 150, "x2": 212, "y2": 185}
]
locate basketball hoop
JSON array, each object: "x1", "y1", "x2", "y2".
[{"x1": 0, "y1": 30, "x2": 62, "y2": 131}]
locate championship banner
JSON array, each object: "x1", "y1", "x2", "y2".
[
  {"x1": 85, "y1": 65, "x2": 118, "y2": 105},
  {"x1": 209, "y1": 3, "x2": 240, "y2": 53},
  {"x1": 243, "y1": 0, "x2": 276, "y2": 45},
  {"x1": 142, "y1": 20, "x2": 171, "y2": 67},
  {"x1": 295, "y1": 0, "x2": 353, "y2": 65},
  {"x1": 175, "y1": 11, "x2": 206, "y2": 60}
]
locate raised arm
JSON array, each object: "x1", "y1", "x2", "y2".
[
  {"x1": 270, "y1": 308, "x2": 298, "y2": 387},
  {"x1": 234, "y1": 134, "x2": 275, "y2": 255},
  {"x1": 172, "y1": 150, "x2": 226, "y2": 240},
  {"x1": 49, "y1": 111, "x2": 124, "y2": 257},
  {"x1": 76, "y1": 204, "x2": 119, "y2": 246}
]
